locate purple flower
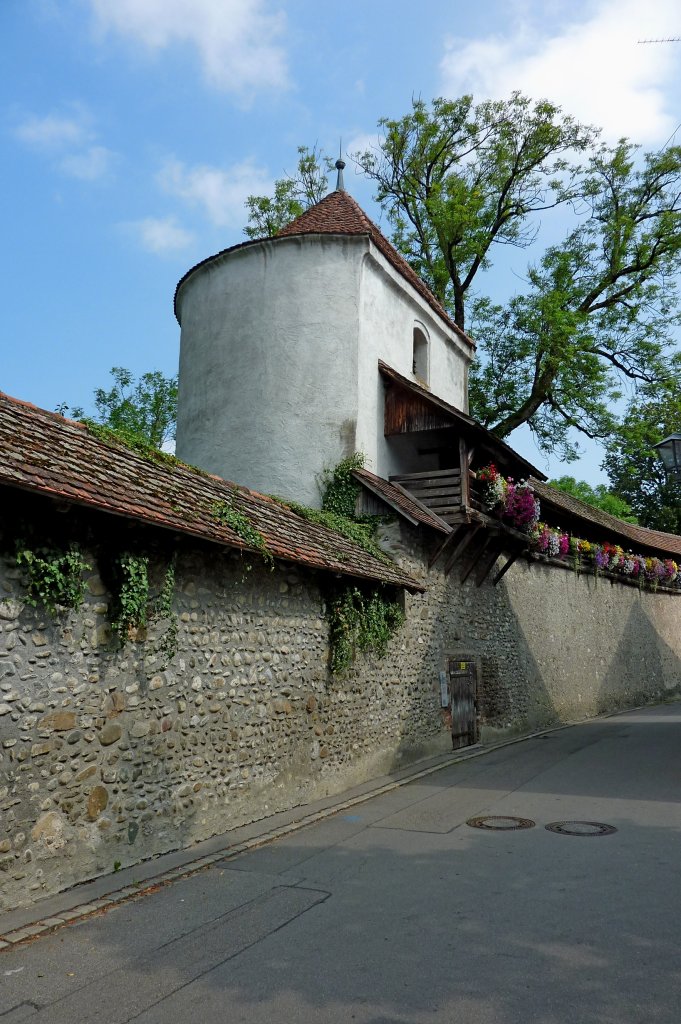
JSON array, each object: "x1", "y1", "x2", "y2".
[{"x1": 504, "y1": 481, "x2": 540, "y2": 532}]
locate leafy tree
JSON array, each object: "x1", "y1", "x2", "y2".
[
  {"x1": 62, "y1": 367, "x2": 178, "y2": 449},
  {"x1": 244, "y1": 145, "x2": 332, "y2": 239},
  {"x1": 357, "y1": 98, "x2": 681, "y2": 458},
  {"x1": 549, "y1": 476, "x2": 638, "y2": 524},
  {"x1": 249, "y1": 98, "x2": 681, "y2": 461},
  {"x1": 469, "y1": 141, "x2": 681, "y2": 457},
  {"x1": 602, "y1": 363, "x2": 681, "y2": 533},
  {"x1": 354, "y1": 93, "x2": 596, "y2": 330}
]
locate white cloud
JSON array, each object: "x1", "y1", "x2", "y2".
[
  {"x1": 87, "y1": 0, "x2": 288, "y2": 96},
  {"x1": 124, "y1": 216, "x2": 195, "y2": 254},
  {"x1": 346, "y1": 132, "x2": 381, "y2": 159},
  {"x1": 440, "y1": 0, "x2": 681, "y2": 143},
  {"x1": 15, "y1": 107, "x2": 116, "y2": 181},
  {"x1": 60, "y1": 145, "x2": 116, "y2": 181},
  {"x1": 158, "y1": 157, "x2": 272, "y2": 228},
  {"x1": 15, "y1": 113, "x2": 87, "y2": 149}
]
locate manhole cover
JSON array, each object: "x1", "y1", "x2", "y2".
[
  {"x1": 466, "y1": 815, "x2": 535, "y2": 831},
  {"x1": 545, "y1": 821, "x2": 617, "y2": 837}
]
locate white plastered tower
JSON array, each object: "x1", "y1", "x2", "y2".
[{"x1": 175, "y1": 185, "x2": 474, "y2": 506}]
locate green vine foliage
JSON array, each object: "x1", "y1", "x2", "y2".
[
  {"x1": 328, "y1": 585, "x2": 405, "y2": 673},
  {"x1": 151, "y1": 558, "x2": 178, "y2": 667},
  {"x1": 321, "y1": 455, "x2": 405, "y2": 672},
  {"x1": 275, "y1": 453, "x2": 389, "y2": 565},
  {"x1": 109, "y1": 551, "x2": 179, "y2": 661},
  {"x1": 110, "y1": 553, "x2": 150, "y2": 642},
  {"x1": 320, "y1": 452, "x2": 367, "y2": 517},
  {"x1": 283, "y1": 500, "x2": 390, "y2": 565},
  {"x1": 212, "y1": 493, "x2": 273, "y2": 567},
  {"x1": 16, "y1": 544, "x2": 90, "y2": 614},
  {"x1": 274, "y1": 453, "x2": 404, "y2": 672},
  {"x1": 79, "y1": 419, "x2": 211, "y2": 476}
]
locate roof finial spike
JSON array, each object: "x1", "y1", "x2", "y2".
[{"x1": 335, "y1": 138, "x2": 346, "y2": 192}]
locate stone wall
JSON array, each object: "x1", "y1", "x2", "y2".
[
  {"x1": 1, "y1": 496, "x2": 680, "y2": 911},
  {"x1": 0, "y1": 496, "x2": 450, "y2": 911},
  {"x1": 384, "y1": 521, "x2": 681, "y2": 736}
]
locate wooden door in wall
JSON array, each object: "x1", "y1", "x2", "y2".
[{"x1": 448, "y1": 660, "x2": 478, "y2": 749}]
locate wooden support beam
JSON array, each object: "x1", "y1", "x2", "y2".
[
  {"x1": 444, "y1": 525, "x2": 482, "y2": 575},
  {"x1": 459, "y1": 437, "x2": 471, "y2": 508},
  {"x1": 459, "y1": 531, "x2": 492, "y2": 584},
  {"x1": 428, "y1": 523, "x2": 468, "y2": 569},
  {"x1": 475, "y1": 541, "x2": 505, "y2": 587},
  {"x1": 493, "y1": 550, "x2": 521, "y2": 586}
]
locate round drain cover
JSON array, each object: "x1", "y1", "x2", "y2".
[
  {"x1": 545, "y1": 820, "x2": 617, "y2": 837},
  {"x1": 466, "y1": 815, "x2": 535, "y2": 831}
]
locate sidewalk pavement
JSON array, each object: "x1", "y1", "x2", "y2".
[
  {"x1": 0, "y1": 719, "x2": 562, "y2": 946},
  {"x1": 2, "y1": 701, "x2": 681, "y2": 1024}
]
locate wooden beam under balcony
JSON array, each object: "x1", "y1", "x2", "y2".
[
  {"x1": 493, "y1": 551, "x2": 521, "y2": 586},
  {"x1": 475, "y1": 537, "x2": 506, "y2": 586},
  {"x1": 459, "y1": 530, "x2": 492, "y2": 583}
]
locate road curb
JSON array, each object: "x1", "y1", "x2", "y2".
[{"x1": 0, "y1": 699, "x2": 668, "y2": 949}]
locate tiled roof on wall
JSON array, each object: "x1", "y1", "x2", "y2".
[
  {"x1": 353, "y1": 468, "x2": 450, "y2": 534},
  {"x1": 0, "y1": 393, "x2": 422, "y2": 592},
  {"x1": 531, "y1": 479, "x2": 681, "y2": 558},
  {"x1": 278, "y1": 190, "x2": 474, "y2": 348}
]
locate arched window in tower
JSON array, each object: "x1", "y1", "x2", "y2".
[{"x1": 412, "y1": 323, "x2": 429, "y2": 385}]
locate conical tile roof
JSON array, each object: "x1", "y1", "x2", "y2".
[{"x1": 278, "y1": 190, "x2": 473, "y2": 346}]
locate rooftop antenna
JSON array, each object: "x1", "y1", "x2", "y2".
[
  {"x1": 335, "y1": 140, "x2": 346, "y2": 192},
  {"x1": 636, "y1": 38, "x2": 681, "y2": 150}
]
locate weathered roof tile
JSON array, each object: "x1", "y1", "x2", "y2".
[
  {"x1": 531, "y1": 479, "x2": 681, "y2": 557},
  {"x1": 353, "y1": 468, "x2": 450, "y2": 534},
  {"x1": 0, "y1": 393, "x2": 422, "y2": 592}
]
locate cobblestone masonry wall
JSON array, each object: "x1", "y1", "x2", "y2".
[
  {"x1": 380, "y1": 521, "x2": 681, "y2": 735},
  {"x1": 1, "y1": 508, "x2": 680, "y2": 910}
]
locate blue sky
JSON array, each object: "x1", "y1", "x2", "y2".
[{"x1": 3, "y1": 0, "x2": 681, "y2": 482}]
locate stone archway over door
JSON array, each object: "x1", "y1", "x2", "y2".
[{"x1": 448, "y1": 659, "x2": 479, "y2": 749}]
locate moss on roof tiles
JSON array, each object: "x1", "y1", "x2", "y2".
[{"x1": 0, "y1": 391, "x2": 422, "y2": 592}]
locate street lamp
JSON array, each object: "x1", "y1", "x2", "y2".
[{"x1": 653, "y1": 434, "x2": 681, "y2": 482}]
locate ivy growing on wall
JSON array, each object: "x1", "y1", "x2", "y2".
[
  {"x1": 108, "y1": 552, "x2": 180, "y2": 665},
  {"x1": 15, "y1": 544, "x2": 90, "y2": 614},
  {"x1": 151, "y1": 557, "x2": 178, "y2": 668},
  {"x1": 282, "y1": 499, "x2": 389, "y2": 564},
  {"x1": 11, "y1": 452, "x2": 405, "y2": 675},
  {"x1": 278, "y1": 453, "x2": 407, "y2": 672},
  {"x1": 319, "y1": 451, "x2": 366, "y2": 517},
  {"x1": 274, "y1": 453, "x2": 390, "y2": 565},
  {"x1": 327, "y1": 585, "x2": 405, "y2": 674},
  {"x1": 110, "y1": 553, "x2": 150, "y2": 641}
]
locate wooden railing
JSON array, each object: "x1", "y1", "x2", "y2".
[
  {"x1": 468, "y1": 475, "x2": 486, "y2": 514},
  {"x1": 389, "y1": 469, "x2": 462, "y2": 525}
]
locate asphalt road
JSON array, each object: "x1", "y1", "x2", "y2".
[{"x1": 2, "y1": 703, "x2": 681, "y2": 1023}]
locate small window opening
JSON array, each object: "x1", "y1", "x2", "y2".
[{"x1": 412, "y1": 325, "x2": 429, "y2": 384}]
